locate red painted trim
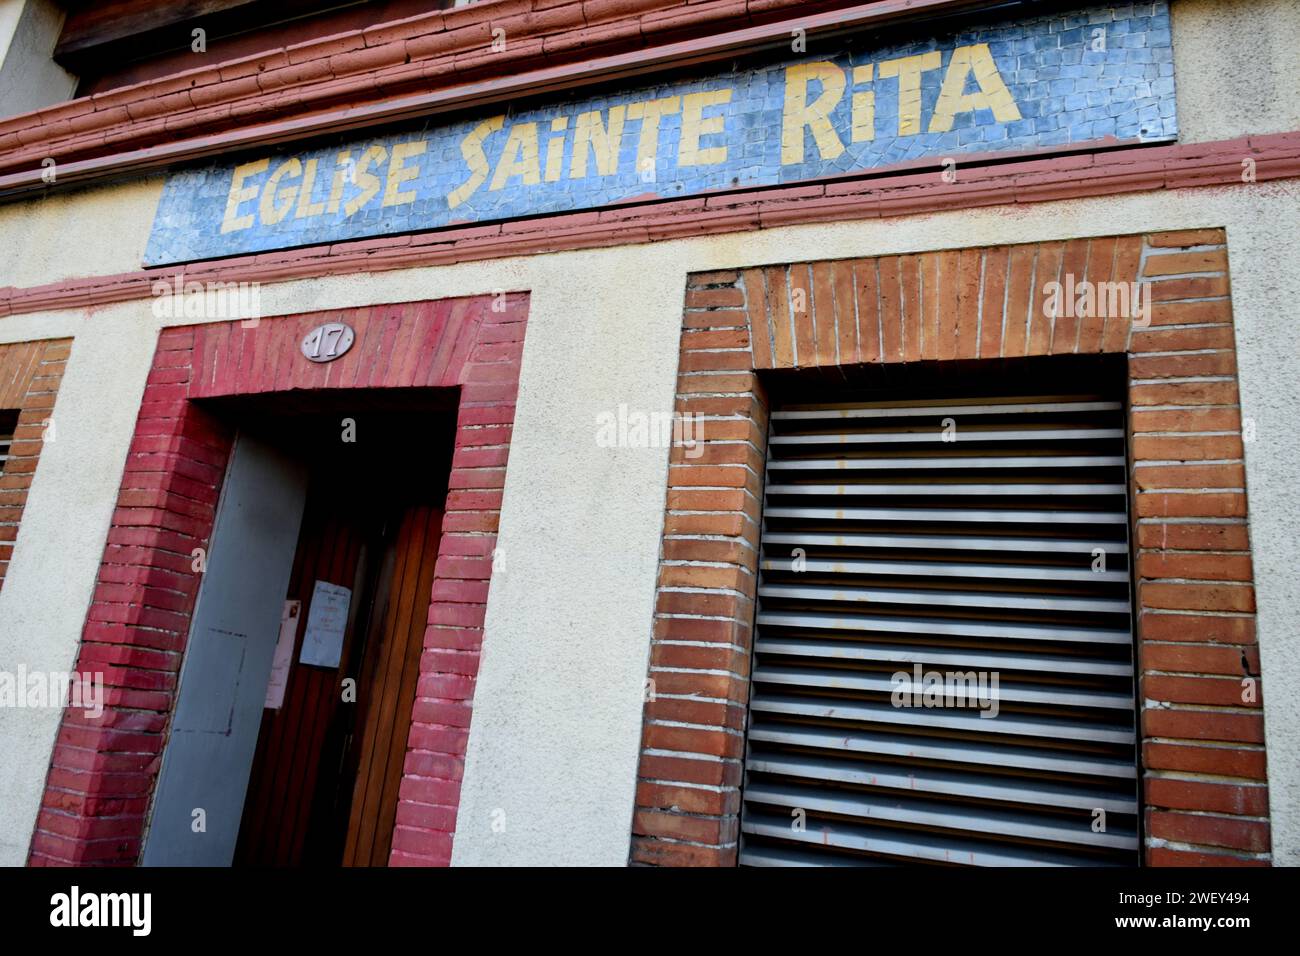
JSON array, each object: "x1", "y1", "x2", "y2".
[
  {"x1": 1, "y1": 131, "x2": 1297, "y2": 320},
  {"x1": 0, "y1": 0, "x2": 993, "y2": 198},
  {"x1": 27, "y1": 294, "x2": 529, "y2": 867}
]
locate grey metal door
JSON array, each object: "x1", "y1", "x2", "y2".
[
  {"x1": 142, "y1": 431, "x2": 308, "y2": 866},
  {"x1": 740, "y1": 391, "x2": 1139, "y2": 866}
]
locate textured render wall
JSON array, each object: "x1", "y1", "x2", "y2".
[
  {"x1": 0, "y1": 177, "x2": 162, "y2": 290},
  {"x1": 1217, "y1": 186, "x2": 1300, "y2": 866},
  {"x1": 1171, "y1": 0, "x2": 1300, "y2": 144},
  {"x1": 0, "y1": 0, "x2": 1298, "y2": 866},
  {"x1": 0, "y1": 0, "x2": 76, "y2": 120},
  {"x1": 0, "y1": 1, "x2": 22, "y2": 62}
]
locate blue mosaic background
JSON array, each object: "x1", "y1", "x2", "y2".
[{"x1": 144, "y1": 2, "x2": 1177, "y2": 266}]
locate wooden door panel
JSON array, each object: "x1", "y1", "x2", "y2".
[
  {"x1": 235, "y1": 486, "x2": 444, "y2": 867},
  {"x1": 234, "y1": 498, "x2": 369, "y2": 866},
  {"x1": 343, "y1": 504, "x2": 444, "y2": 867}
]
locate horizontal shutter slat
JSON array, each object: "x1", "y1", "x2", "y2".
[
  {"x1": 763, "y1": 506, "x2": 1128, "y2": 523},
  {"x1": 771, "y1": 399, "x2": 1124, "y2": 420},
  {"x1": 767, "y1": 455, "x2": 1127, "y2": 471},
  {"x1": 760, "y1": 530, "x2": 1129, "y2": 554},
  {"x1": 759, "y1": 557, "x2": 1130, "y2": 583},
  {"x1": 744, "y1": 781, "x2": 1139, "y2": 849},
  {"x1": 754, "y1": 638, "x2": 1134, "y2": 677},
  {"x1": 747, "y1": 752, "x2": 1138, "y2": 813},
  {"x1": 755, "y1": 610, "x2": 1132, "y2": 645},
  {"x1": 748, "y1": 723, "x2": 1138, "y2": 779},
  {"x1": 769, "y1": 427, "x2": 1124, "y2": 445}
]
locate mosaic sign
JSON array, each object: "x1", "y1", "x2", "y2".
[{"x1": 143, "y1": 3, "x2": 1176, "y2": 266}]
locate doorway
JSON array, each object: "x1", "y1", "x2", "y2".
[{"x1": 142, "y1": 389, "x2": 457, "y2": 867}]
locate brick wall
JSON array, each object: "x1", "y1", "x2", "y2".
[
  {"x1": 631, "y1": 228, "x2": 1270, "y2": 866},
  {"x1": 0, "y1": 338, "x2": 71, "y2": 592},
  {"x1": 28, "y1": 295, "x2": 528, "y2": 866}
]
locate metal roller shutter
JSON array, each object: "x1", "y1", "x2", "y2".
[
  {"x1": 739, "y1": 390, "x2": 1139, "y2": 867},
  {"x1": 0, "y1": 411, "x2": 14, "y2": 476}
]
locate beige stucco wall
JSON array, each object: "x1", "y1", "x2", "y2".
[
  {"x1": 0, "y1": 0, "x2": 1297, "y2": 867},
  {"x1": 0, "y1": 0, "x2": 76, "y2": 121},
  {"x1": 1172, "y1": 0, "x2": 1300, "y2": 144}
]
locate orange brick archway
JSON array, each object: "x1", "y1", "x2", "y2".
[
  {"x1": 631, "y1": 229, "x2": 1270, "y2": 867},
  {"x1": 0, "y1": 339, "x2": 70, "y2": 592},
  {"x1": 29, "y1": 294, "x2": 528, "y2": 866}
]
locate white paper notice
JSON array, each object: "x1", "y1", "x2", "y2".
[
  {"x1": 265, "y1": 600, "x2": 300, "y2": 709},
  {"x1": 299, "y1": 580, "x2": 352, "y2": 668}
]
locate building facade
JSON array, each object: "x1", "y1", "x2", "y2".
[{"x1": 0, "y1": 0, "x2": 1297, "y2": 867}]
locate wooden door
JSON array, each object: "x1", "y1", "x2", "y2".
[
  {"x1": 234, "y1": 495, "x2": 444, "y2": 867},
  {"x1": 233, "y1": 486, "x2": 374, "y2": 866},
  {"x1": 341, "y1": 504, "x2": 444, "y2": 866}
]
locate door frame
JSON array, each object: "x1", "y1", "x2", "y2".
[{"x1": 29, "y1": 294, "x2": 529, "y2": 867}]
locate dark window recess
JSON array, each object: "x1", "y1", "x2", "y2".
[
  {"x1": 57, "y1": 0, "x2": 460, "y2": 97},
  {"x1": 0, "y1": 409, "x2": 17, "y2": 477},
  {"x1": 740, "y1": 361, "x2": 1139, "y2": 866}
]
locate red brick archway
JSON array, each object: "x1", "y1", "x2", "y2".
[
  {"x1": 29, "y1": 293, "x2": 528, "y2": 866},
  {"x1": 632, "y1": 229, "x2": 1271, "y2": 867}
]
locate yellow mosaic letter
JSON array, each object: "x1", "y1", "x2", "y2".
[
  {"x1": 571, "y1": 106, "x2": 628, "y2": 179},
  {"x1": 781, "y1": 62, "x2": 846, "y2": 164},
  {"x1": 221, "y1": 158, "x2": 269, "y2": 234},
  {"x1": 928, "y1": 43, "x2": 1022, "y2": 133},
  {"x1": 490, "y1": 122, "x2": 542, "y2": 190},
  {"x1": 678, "y1": 89, "x2": 732, "y2": 166},
  {"x1": 295, "y1": 158, "x2": 326, "y2": 218},
  {"x1": 448, "y1": 115, "x2": 506, "y2": 210},
  {"x1": 343, "y1": 145, "x2": 387, "y2": 218},
  {"x1": 877, "y1": 51, "x2": 942, "y2": 135},
  {"x1": 383, "y1": 140, "x2": 427, "y2": 207},
  {"x1": 851, "y1": 64, "x2": 875, "y2": 143},
  {"x1": 626, "y1": 96, "x2": 681, "y2": 173},
  {"x1": 258, "y1": 158, "x2": 301, "y2": 227}
]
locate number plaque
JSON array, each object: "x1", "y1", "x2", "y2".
[{"x1": 300, "y1": 322, "x2": 355, "y2": 363}]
